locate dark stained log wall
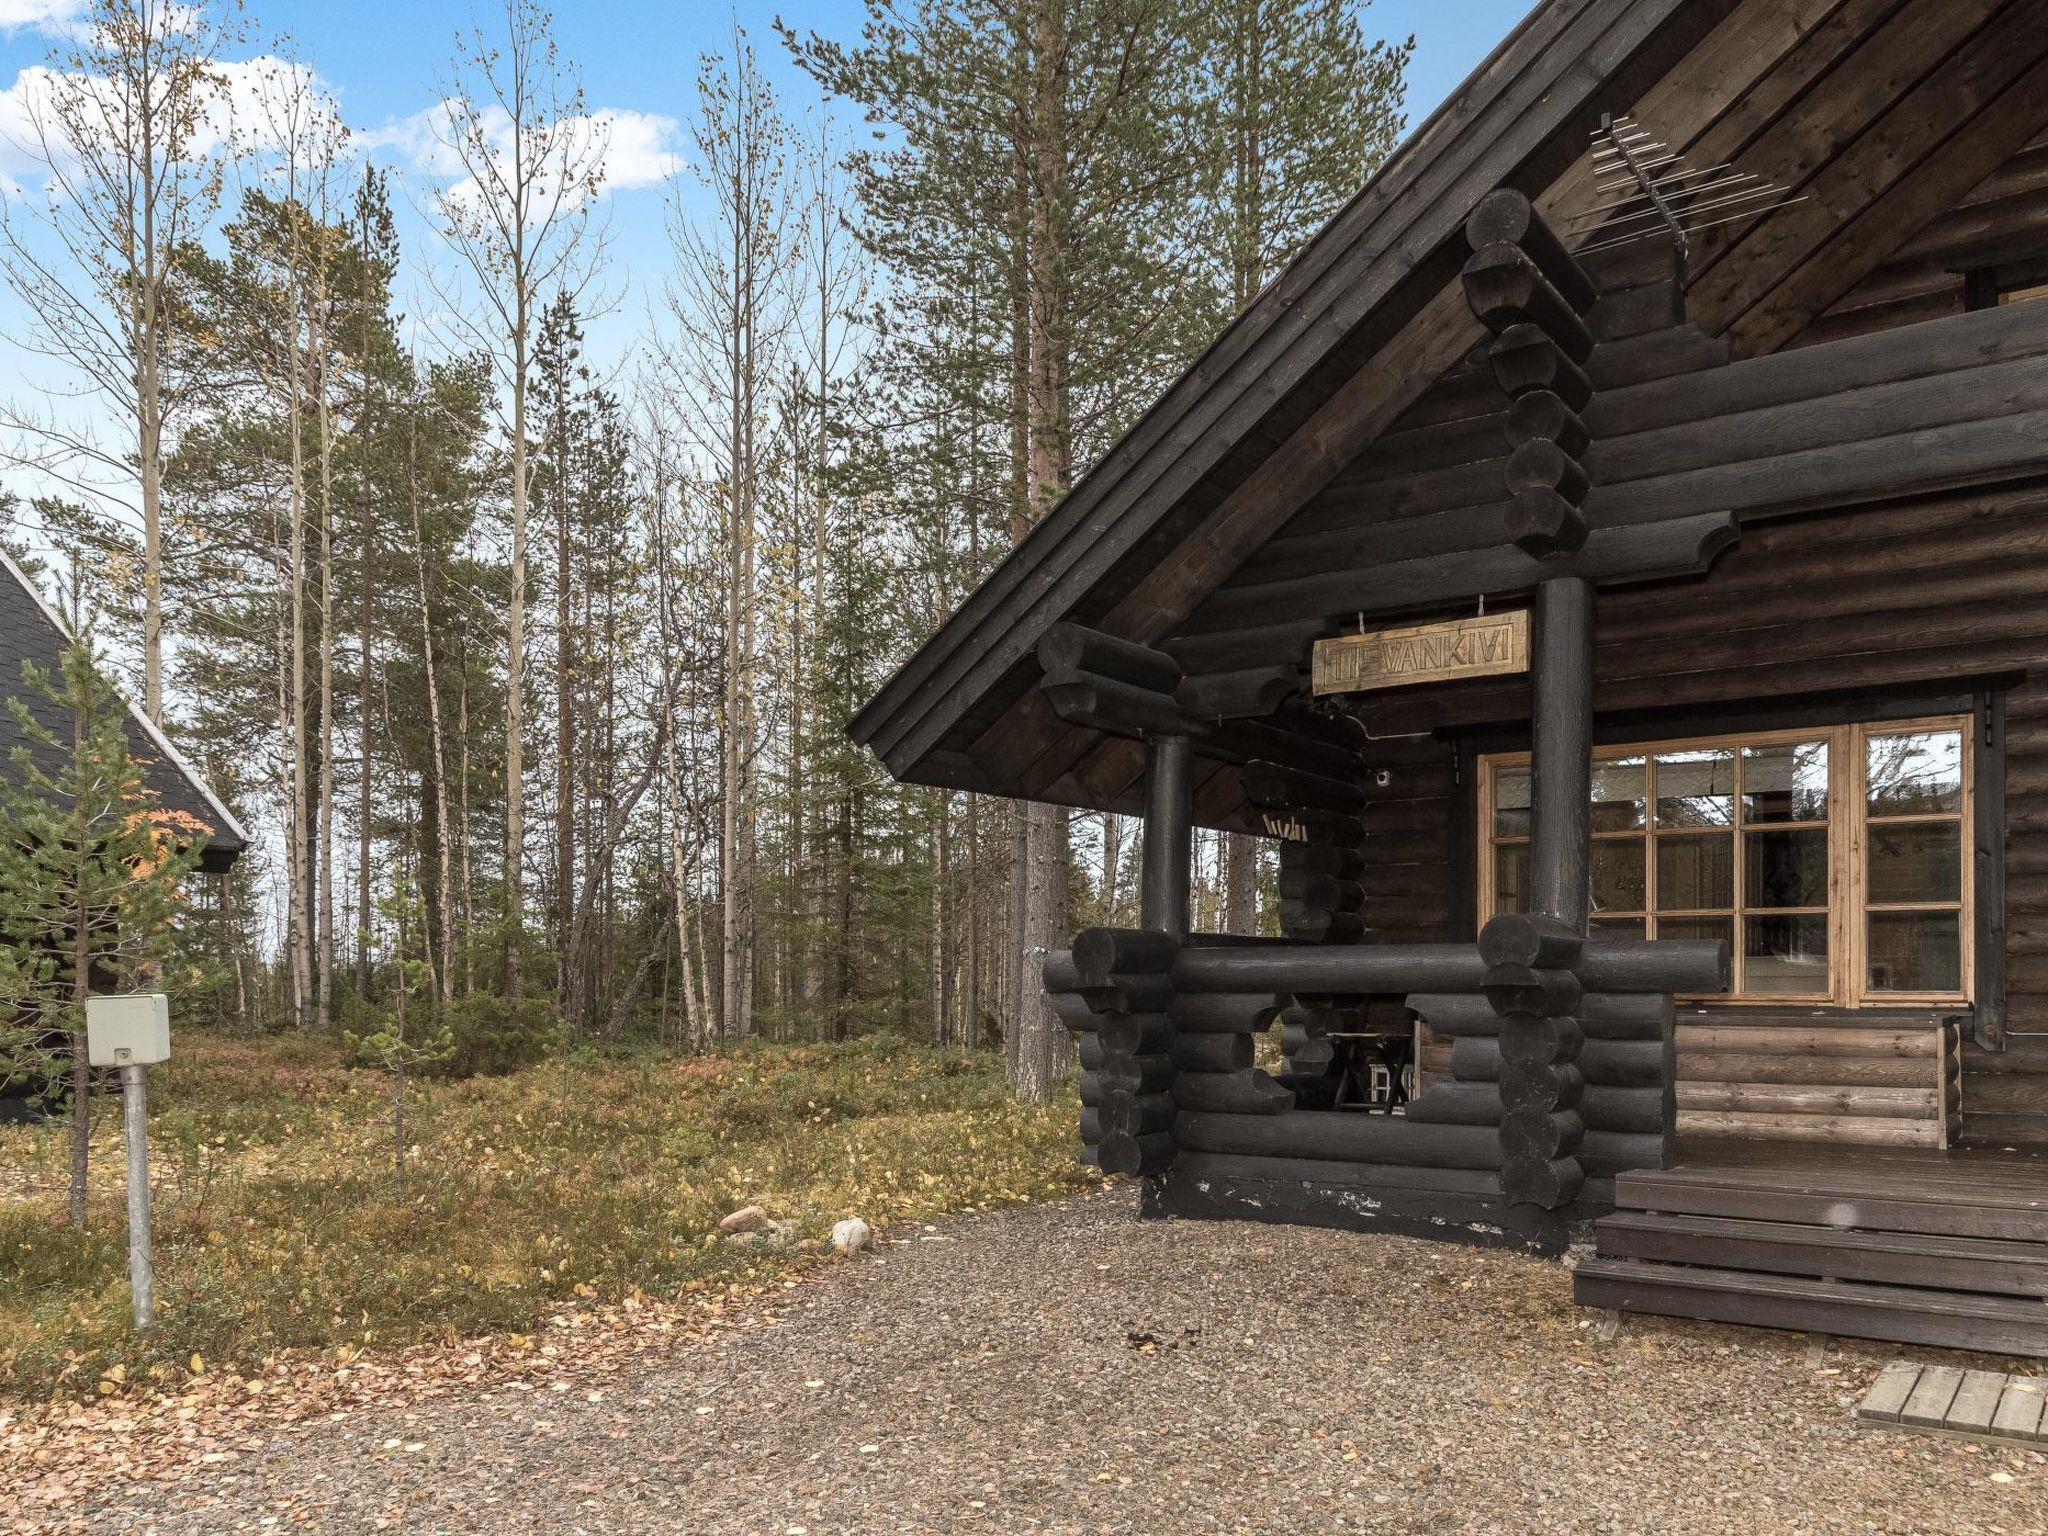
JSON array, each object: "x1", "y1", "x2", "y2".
[
  {"x1": 1352, "y1": 485, "x2": 2048, "y2": 734},
  {"x1": 1970, "y1": 675, "x2": 2048, "y2": 1148},
  {"x1": 1359, "y1": 733, "x2": 1464, "y2": 948},
  {"x1": 1793, "y1": 129, "x2": 2048, "y2": 350},
  {"x1": 1352, "y1": 482, "x2": 2048, "y2": 1147}
]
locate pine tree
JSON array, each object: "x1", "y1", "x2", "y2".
[
  {"x1": 790, "y1": 0, "x2": 1205, "y2": 1100},
  {"x1": 1192, "y1": 0, "x2": 1411, "y2": 934},
  {"x1": 0, "y1": 634, "x2": 204, "y2": 1226}
]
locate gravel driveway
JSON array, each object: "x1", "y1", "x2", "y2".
[{"x1": 82, "y1": 1186, "x2": 2046, "y2": 1534}]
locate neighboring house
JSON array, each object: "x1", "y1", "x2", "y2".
[
  {"x1": 854, "y1": 0, "x2": 2048, "y2": 1354},
  {"x1": 0, "y1": 547, "x2": 247, "y2": 1117},
  {"x1": 0, "y1": 549, "x2": 246, "y2": 872}
]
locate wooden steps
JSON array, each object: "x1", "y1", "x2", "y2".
[
  {"x1": 1575, "y1": 1152, "x2": 2048, "y2": 1357},
  {"x1": 1576, "y1": 1259, "x2": 2048, "y2": 1357},
  {"x1": 1596, "y1": 1210, "x2": 2048, "y2": 1296}
]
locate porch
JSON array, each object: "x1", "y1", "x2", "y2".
[{"x1": 1575, "y1": 1139, "x2": 2048, "y2": 1356}]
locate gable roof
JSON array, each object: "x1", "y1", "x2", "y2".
[
  {"x1": 848, "y1": 0, "x2": 1727, "y2": 782},
  {"x1": 0, "y1": 549, "x2": 248, "y2": 872},
  {"x1": 851, "y1": 0, "x2": 2048, "y2": 816}
]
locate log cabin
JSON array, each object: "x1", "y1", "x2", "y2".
[{"x1": 851, "y1": 0, "x2": 2048, "y2": 1355}]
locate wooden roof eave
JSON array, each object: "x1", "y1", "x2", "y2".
[{"x1": 848, "y1": 0, "x2": 1736, "y2": 787}]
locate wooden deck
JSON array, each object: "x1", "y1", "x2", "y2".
[
  {"x1": 1574, "y1": 1140, "x2": 2048, "y2": 1356},
  {"x1": 1857, "y1": 1360, "x2": 2048, "y2": 1446}
]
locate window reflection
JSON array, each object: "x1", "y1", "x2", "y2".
[
  {"x1": 1742, "y1": 740, "x2": 1829, "y2": 823},
  {"x1": 1655, "y1": 749, "x2": 1733, "y2": 828},
  {"x1": 1590, "y1": 757, "x2": 1647, "y2": 832},
  {"x1": 1481, "y1": 719, "x2": 1970, "y2": 1003},
  {"x1": 1866, "y1": 731, "x2": 1962, "y2": 816}
]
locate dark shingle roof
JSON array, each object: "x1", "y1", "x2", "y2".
[{"x1": 0, "y1": 551, "x2": 247, "y2": 871}]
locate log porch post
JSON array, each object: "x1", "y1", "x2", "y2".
[
  {"x1": 1459, "y1": 188, "x2": 1605, "y2": 1210},
  {"x1": 1531, "y1": 576, "x2": 1593, "y2": 929},
  {"x1": 1140, "y1": 733, "x2": 1193, "y2": 940}
]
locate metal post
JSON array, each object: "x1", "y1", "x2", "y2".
[
  {"x1": 121, "y1": 1062, "x2": 153, "y2": 1332},
  {"x1": 1140, "y1": 734, "x2": 1193, "y2": 939}
]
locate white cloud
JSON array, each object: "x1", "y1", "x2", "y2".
[
  {"x1": 0, "y1": 0, "x2": 83, "y2": 36},
  {"x1": 366, "y1": 97, "x2": 681, "y2": 205},
  {"x1": 584, "y1": 108, "x2": 682, "y2": 191},
  {"x1": 0, "y1": 53, "x2": 347, "y2": 195}
]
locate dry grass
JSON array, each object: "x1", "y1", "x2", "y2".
[{"x1": 0, "y1": 1033, "x2": 1091, "y2": 1401}]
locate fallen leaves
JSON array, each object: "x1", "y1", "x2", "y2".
[
  {"x1": 0, "y1": 1035, "x2": 1100, "y2": 1530},
  {"x1": 0, "y1": 1267, "x2": 795, "y2": 1528}
]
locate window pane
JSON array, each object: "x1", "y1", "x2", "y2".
[
  {"x1": 1590, "y1": 839, "x2": 1646, "y2": 913},
  {"x1": 1660, "y1": 915, "x2": 1733, "y2": 952},
  {"x1": 1867, "y1": 911, "x2": 1962, "y2": 993},
  {"x1": 1591, "y1": 757, "x2": 1647, "y2": 832},
  {"x1": 1590, "y1": 916, "x2": 1644, "y2": 940},
  {"x1": 1655, "y1": 749, "x2": 1734, "y2": 828},
  {"x1": 1744, "y1": 915, "x2": 1830, "y2": 994},
  {"x1": 1494, "y1": 844, "x2": 1529, "y2": 913},
  {"x1": 1744, "y1": 828, "x2": 1830, "y2": 908},
  {"x1": 1742, "y1": 740, "x2": 1829, "y2": 823},
  {"x1": 1494, "y1": 767, "x2": 1531, "y2": 838},
  {"x1": 1866, "y1": 730, "x2": 1963, "y2": 817},
  {"x1": 1867, "y1": 822, "x2": 1962, "y2": 905},
  {"x1": 1656, "y1": 834, "x2": 1733, "y2": 910}
]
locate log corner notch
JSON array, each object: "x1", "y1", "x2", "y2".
[
  {"x1": 1046, "y1": 928, "x2": 1177, "y2": 1176},
  {"x1": 1462, "y1": 189, "x2": 1600, "y2": 560},
  {"x1": 1036, "y1": 621, "x2": 1308, "y2": 742},
  {"x1": 1481, "y1": 912, "x2": 1588, "y2": 1207}
]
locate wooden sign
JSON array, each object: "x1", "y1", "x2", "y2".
[{"x1": 1312, "y1": 610, "x2": 1529, "y2": 695}]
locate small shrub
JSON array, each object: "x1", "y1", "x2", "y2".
[{"x1": 439, "y1": 993, "x2": 564, "y2": 1078}]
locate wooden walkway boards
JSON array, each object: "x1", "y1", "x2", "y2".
[
  {"x1": 1574, "y1": 1141, "x2": 2048, "y2": 1356},
  {"x1": 1857, "y1": 1360, "x2": 2048, "y2": 1446}
]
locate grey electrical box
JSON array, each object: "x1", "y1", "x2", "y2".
[{"x1": 85, "y1": 994, "x2": 170, "y2": 1067}]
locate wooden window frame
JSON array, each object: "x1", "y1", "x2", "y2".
[
  {"x1": 1964, "y1": 256, "x2": 2048, "y2": 311},
  {"x1": 1477, "y1": 716, "x2": 1973, "y2": 1008}
]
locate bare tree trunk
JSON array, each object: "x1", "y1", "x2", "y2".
[
  {"x1": 457, "y1": 650, "x2": 475, "y2": 997},
  {"x1": 356, "y1": 477, "x2": 375, "y2": 1004},
  {"x1": 1101, "y1": 812, "x2": 1123, "y2": 925},
  {"x1": 505, "y1": 328, "x2": 529, "y2": 1001},
  {"x1": 316, "y1": 309, "x2": 338, "y2": 1034},
  {"x1": 408, "y1": 422, "x2": 457, "y2": 1004},
  {"x1": 1224, "y1": 833, "x2": 1258, "y2": 934},
  {"x1": 964, "y1": 793, "x2": 981, "y2": 1049},
  {"x1": 285, "y1": 386, "x2": 312, "y2": 1030},
  {"x1": 554, "y1": 385, "x2": 576, "y2": 1022},
  {"x1": 720, "y1": 489, "x2": 745, "y2": 1039},
  {"x1": 1006, "y1": 0, "x2": 1075, "y2": 1103},
  {"x1": 67, "y1": 703, "x2": 89, "y2": 1228},
  {"x1": 931, "y1": 792, "x2": 951, "y2": 1045}
]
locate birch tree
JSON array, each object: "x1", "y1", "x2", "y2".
[
  {"x1": 432, "y1": 0, "x2": 605, "y2": 998},
  {"x1": 0, "y1": 0, "x2": 244, "y2": 726},
  {"x1": 655, "y1": 26, "x2": 802, "y2": 1042}
]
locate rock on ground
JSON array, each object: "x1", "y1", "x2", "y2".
[
  {"x1": 79, "y1": 1188, "x2": 2048, "y2": 1535},
  {"x1": 719, "y1": 1204, "x2": 774, "y2": 1234}
]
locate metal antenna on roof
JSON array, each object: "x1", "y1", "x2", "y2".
[{"x1": 1568, "y1": 112, "x2": 1805, "y2": 277}]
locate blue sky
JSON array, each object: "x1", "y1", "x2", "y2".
[{"x1": 0, "y1": 0, "x2": 1536, "y2": 399}]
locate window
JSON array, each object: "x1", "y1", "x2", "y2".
[
  {"x1": 1479, "y1": 718, "x2": 1972, "y2": 1005},
  {"x1": 1965, "y1": 260, "x2": 2048, "y2": 311}
]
